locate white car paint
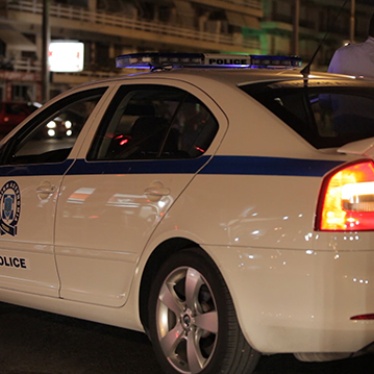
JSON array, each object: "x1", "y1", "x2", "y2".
[{"x1": 0, "y1": 55, "x2": 372, "y2": 371}]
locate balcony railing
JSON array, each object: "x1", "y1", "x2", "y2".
[
  {"x1": 192, "y1": 0, "x2": 261, "y2": 10},
  {"x1": 227, "y1": 0, "x2": 261, "y2": 8},
  {"x1": 7, "y1": 0, "x2": 260, "y2": 51}
]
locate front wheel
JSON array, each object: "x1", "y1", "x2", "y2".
[{"x1": 148, "y1": 247, "x2": 260, "y2": 374}]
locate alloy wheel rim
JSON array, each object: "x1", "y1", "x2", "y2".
[{"x1": 155, "y1": 266, "x2": 219, "y2": 374}]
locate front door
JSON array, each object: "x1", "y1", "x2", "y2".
[{"x1": 0, "y1": 87, "x2": 107, "y2": 296}]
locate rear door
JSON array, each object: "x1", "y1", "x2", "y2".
[
  {"x1": 54, "y1": 81, "x2": 228, "y2": 306},
  {"x1": 0, "y1": 87, "x2": 107, "y2": 296}
]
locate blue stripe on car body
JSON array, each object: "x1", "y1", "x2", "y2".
[
  {"x1": 68, "y1": 156, "x2": 343, "y2": 177},
  {"x1": 0, "y1": 156, "x2": 343, "y2": 177}
]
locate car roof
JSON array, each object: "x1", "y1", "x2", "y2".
[
  {"x1": 76, "y1": 66, "x2": 374, "y2": 92},
  {"x1": 138, "y1": 68, "x2": 348, "y2": 85}
]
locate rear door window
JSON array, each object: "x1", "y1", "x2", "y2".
[{"x1": 88, "y1": 85, "x2": 219, "y2": 160}]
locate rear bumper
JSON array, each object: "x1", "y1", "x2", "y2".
[{"x1": 207, "y1": 244, "x2": 374, "y2": 354}]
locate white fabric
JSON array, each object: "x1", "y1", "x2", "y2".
[{"x1": 328, "y1": 37, "x2": 374, "y2": 78}]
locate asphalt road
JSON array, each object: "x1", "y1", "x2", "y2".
[{"x1": 0, "y1": 302, "x2": 373, "y2": 374}]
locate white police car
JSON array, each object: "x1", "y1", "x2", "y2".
[{"x1": 0, "y1": 52, "x2": 373, "y2": 374}]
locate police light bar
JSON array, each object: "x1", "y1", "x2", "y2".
[
  {"x1": 250, "y1": 55, "x2": 302, "y2": 68},
  {"x1": 115, "y1": 52, "x2": 302, "y2": 70}
]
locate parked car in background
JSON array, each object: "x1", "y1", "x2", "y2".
[{"x1": 0, "y1": 101, "x2": 38, "y2": 136}]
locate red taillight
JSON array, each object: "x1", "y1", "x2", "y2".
[
  {"x1": 316, "y1": 160, "x2": 374, "y2": 231},
  {"x1": 350, "y1": 314, "x2": 374, "y2": 320}
]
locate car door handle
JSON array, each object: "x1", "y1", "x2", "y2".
[
  {"x1": 144, "y1": 181, "x2": 170, "y2": 202},
  {"x1": 36, "y1": 181, "x2": 56, "y2": 199}
]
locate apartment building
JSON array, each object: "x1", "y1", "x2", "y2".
[
  {"x1": 261, "y1": 0, "x2": 373, "y2": 69},
  {"x1": 0, "y1": 0, "x2": 372, "y2": 102}
]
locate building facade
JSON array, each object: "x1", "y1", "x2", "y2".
[{"x1": 0, "y1": 0, "x2": 372, "y2": 102}]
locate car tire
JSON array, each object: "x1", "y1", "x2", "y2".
[{"x1": 148, "y1": 247, "x2": 260, "y2": 374}]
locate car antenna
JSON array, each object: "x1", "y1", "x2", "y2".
[{"x1": 301, "y1": 0, "x2": 349, "y2": 82}]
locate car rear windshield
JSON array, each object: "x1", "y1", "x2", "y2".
[{"x1": 240, "y1": 79, "x2": 374, "y2": 149}]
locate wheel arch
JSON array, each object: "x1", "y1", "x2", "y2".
[{"x1": 139, "y1": 237, "x2": 205, "y2": 332}]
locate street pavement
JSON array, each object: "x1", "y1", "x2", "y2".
[{"x1": 0, "y1": 302, "x2": 373, "y2": 374}]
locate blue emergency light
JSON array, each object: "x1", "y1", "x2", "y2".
[{"x1": 115, "y1": 52, "x2": 302, "y2": 70}]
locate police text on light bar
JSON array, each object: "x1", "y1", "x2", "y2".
[{"x1": 115, "y1": 52, "x2": 302, "y2": 70}]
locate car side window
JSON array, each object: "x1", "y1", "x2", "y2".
[
  {"x1": 243, "y1": 84, "x2": 374, "y2": 149},
  {"x1": 88, "y1": 85, "x2": 218, "y2": 160},
  {"x1": 2, "y1": 88, "x2": 106, "y2": 165}
]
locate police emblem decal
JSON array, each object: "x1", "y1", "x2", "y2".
[{"x1": 0, "y1": 180, "x2": 21, "y2": 236}]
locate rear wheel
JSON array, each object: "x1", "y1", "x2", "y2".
[{"x1": 148, "y1": 247, "x2": 260, "y2": 374}]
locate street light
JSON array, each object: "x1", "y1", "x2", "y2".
[
  {"x1": 292, "y1": 0, "x2": 300, "y2": 55},
  {"x1": 42, "y1": 0, "x2": 50, "y2": 102},
  {"x1": 350, "y1": 0, "x2": 355, "y2": 43}
]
